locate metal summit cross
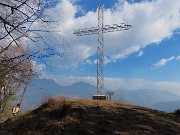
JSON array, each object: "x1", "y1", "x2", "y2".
[{"x1": 73, "y1": 5, "x2": 132, "y2": 98}]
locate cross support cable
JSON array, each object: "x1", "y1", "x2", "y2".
[{"x1": 73, "y1": 5, "x2": 132, "y2": 97}]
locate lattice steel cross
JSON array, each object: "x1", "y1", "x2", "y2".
[{"x1": 73, "y1": 5, "x2": 132, "y2": 95}]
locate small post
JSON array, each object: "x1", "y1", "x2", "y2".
[{"x1": 106, "y1": 92, "x2": 114, "y2": 101}]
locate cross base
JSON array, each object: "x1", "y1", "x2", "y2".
[{"x1": 92, "y1": 94, "x2": 107, "y2": 100}]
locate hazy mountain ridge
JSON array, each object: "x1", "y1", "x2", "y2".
[
  {"x1": 20, "y1": 79, "x2": 96, "y2": 111},
  {"x1": 114, "y1": 89, "x2": 180, "y2": 107},
  {"x1": 20, "y1": 78, "x2": 180, "y2": 112},
  {"x1": 152, "y1": 100, "x2": 180, "y2": 112}
]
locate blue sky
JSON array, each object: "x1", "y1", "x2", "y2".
[{"x1": 33, "y1": 0, "x2": 180, "y2": 95}]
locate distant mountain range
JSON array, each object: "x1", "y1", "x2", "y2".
[
  {"x1": 152, "y1": 100, "x2": 180, "y2": 112},
  {"x1": 19, "y1": 79, "x2": 97, "y2": 111},
  {"x1": 113, "y1": 89, "x2": 180, "y2": 107},
  {"x1": 19, "y1": 78, "x2": 180, "y2": 112}
]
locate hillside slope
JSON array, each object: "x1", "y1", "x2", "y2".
[{"x1": 0, "y1": 97, "x2": 180, "y2": 135}]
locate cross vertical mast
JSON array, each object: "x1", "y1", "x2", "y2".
[{"x1": 97, "y1": 5, "x2": 104, "y2": 95}]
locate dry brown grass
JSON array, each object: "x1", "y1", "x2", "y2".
[{"x1": 0, "y1": 96, "x2": 180, "y2": 135}]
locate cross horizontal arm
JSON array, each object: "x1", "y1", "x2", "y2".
[
  {"x1": 104, "y1": 23, "x2": 132, "y2": 33},
  {"x1": 73, "y1": 23, "x2": 132, "y2": 36},
  {"x1": 73, "y1": 27, "x2": 98, "y2": 36}
]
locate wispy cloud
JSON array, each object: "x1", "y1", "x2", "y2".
[
  {"x1": 153, "y1": 56, "x2": 175, "y2": 68},
  {"x1": 32, "y1": 60, "x2": 46, "y2": 72},
  {"x1": 32, "y1": 0, "x2": 180, "y2": 69},
  {"x1": 176, "y1": 56, "x2": 180, "y2": 60},
  {"x1": 85, "y1": 56, "x2": 112, "y2": 65},
  {"x1": 137, "y1": 51, "x2": 144, "y2": 57}
]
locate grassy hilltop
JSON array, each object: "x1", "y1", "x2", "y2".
[{"x1": 0, "y1": 97, "x2": 179, "y2": 135}]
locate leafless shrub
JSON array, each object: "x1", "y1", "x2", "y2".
[
  {"x1": 173, "y1": 109, "x2": 180, "y2": 116},
  {"x1": 0, "y1": 0, "x2": 67, "y2": 120}
]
